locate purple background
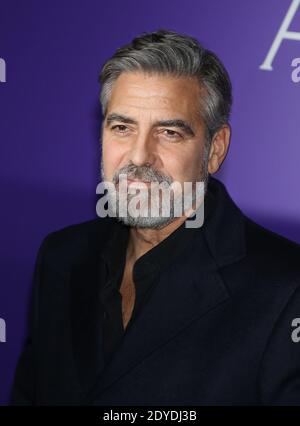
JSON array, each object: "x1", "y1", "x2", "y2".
[{"x1": 0, "y1": 0, "x2": 299, "y2": 405}]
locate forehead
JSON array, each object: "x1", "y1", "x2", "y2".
[{"x1": 106, "y1": 71, "x2": 202, "y2": 121}]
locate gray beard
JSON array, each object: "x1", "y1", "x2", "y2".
[{"x1": 100, "y1": 157, "x2": 209, "y2": 230}]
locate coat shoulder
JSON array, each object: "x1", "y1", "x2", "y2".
[
  {"x1": 243, "y1": 215, "x2": 300, "y2": 281},
  {"x1": 244, "y1": 216, "x2": 300, "y2": 255},
  {"x1": 39, "y1": 217, "x2": 116, "y2": 269}
]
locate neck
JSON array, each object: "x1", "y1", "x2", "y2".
[{"x1": 126, "y1": 215, "x2": 187, "y2": 264}]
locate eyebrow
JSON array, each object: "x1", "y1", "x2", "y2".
[{"x1": 105, "y1": 113, "x2": 196, "y2": 137}]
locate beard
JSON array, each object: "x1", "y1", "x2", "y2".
[{"x1": 100, "y1": 156, "x2": 209, "y2": 229}]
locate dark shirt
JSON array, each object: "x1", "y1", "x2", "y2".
[{"x1": 99, "y1": 188, "x2": 215, "y2": 365}]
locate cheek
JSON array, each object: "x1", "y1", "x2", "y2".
[
  {"x1": 102, "y1": 141, "x2": 121, "y2": 180},
  {"x1": 164, "y1": 151, "x2": 201, "y2": 183}
]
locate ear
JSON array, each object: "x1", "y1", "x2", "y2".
[{"x1": 207, "y1": 124, "x2": 231, "y2": 174}]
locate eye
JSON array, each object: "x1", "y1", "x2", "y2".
[
  {"x1": 162, "y1": 129, "x2": 183, "y2": 140},
  {"x1": 111, "y1": 124, "x2": 129, "y2": 134}
]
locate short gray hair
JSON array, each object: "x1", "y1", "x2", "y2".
[{"x1": 99, "y1": 29, "x2": 232, "y2": 145}]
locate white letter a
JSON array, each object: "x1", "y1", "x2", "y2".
[{"x1": 260, "y1": 0, "x2": 300, "y2": 71}]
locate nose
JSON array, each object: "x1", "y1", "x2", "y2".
[{"x1": 127, "y1": 133, "x2": 156, "y2": 168}]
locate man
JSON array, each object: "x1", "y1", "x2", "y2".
[{"x1": 11, "y1": 30, "x2": 300, "y2": 405}]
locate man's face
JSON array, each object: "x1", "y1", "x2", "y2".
[{"x1": 101, "y1": 71, "x2": 208, "y2": 228}]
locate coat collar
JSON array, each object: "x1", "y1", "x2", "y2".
[
  {"x1": 70, "y1": 177, "x2": 247, "y2": 402},
  {"x1": 202, "y1": 177, "x2": 247, "y2": 267}
]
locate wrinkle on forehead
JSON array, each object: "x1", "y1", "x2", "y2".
[{"x1": 108, "y1": 71, "x2": 202, "y2": 124}]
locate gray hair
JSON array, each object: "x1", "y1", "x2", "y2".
[{"x1": 99, "y1": 29, "x2": 232, "y2": 148}]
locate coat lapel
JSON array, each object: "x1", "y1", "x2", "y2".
[
  {"x1": 70, "y1": 252, "x2": 106, "y2": 392},
  {"x1": 69, "y1": 218, "x2": 117, "y2": 393}
]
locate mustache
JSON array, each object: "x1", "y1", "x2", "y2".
[{"x1": 113, "y1": 164, "x2": 172, "y2": 185}]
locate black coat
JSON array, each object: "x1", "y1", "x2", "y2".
[{"x1": 11, "y1": 178, "x2": 300, "y2": 405}]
